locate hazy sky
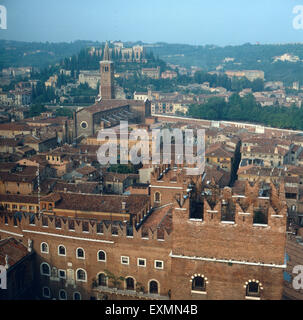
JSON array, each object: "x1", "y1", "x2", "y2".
[{"x1": 1, "y1": 0, "x2": 303, "y2": 45}]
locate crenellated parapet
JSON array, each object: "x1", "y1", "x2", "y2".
[
  {"x1": 0, "y1": 209, "x2": 172, "y2": 244},
  {"x1": 171, "y1": 180, "x2": 287, "y2": 264}
]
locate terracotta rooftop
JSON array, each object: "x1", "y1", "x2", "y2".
[
  {"x1": 0, "y1": 194, "x2": 39, "y2": 204},
  {"x1": 52, "y1": 181, "x2": 99, "y2": 194},
  {"x1": 0, "y1": 123, "x2": 31, "y2": 132},
  {"x1": 142, "y1": 204, "x2": 172, "y2": 233},
  {"x1": 75, "y1": 166, "x2": 98, "y2": 175},
  {"x1": 0, "y1": 166, "x2": 37, "y2": 183},
  {"x1": 242, "y1": 145, "x2": 289, "y2": 156},
  {"x1": 0, "y1": 163, "x2": 17, "y2": 172},
  {"x1": 238, "y1": 165, "x2": 284, "y2": 177},
  {"x1": 104, "y1": 172, "x2": 138, "y2": 183},
  {"x1": 47, "y1": 192, "x2": 149, "y2": 214},
  {"x1": 206, "y1": 144, "x2": 234, "y2": 158},
  {"x1": 0, "y1": 138, "x2": 22, "y2": 147},
  {"x1": 0, "y1": 238, "x2": 29, "y2": 268},
  {"x1": 204, "y1": 165, "x2": 230, "y2": 187},
  {"x1": 84, "y1": 99, "x2": 145, "y2": 114}
]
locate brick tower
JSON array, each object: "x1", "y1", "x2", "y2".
[{"x1": 100, "y1": 41, "x2": 115, "y2": 99}]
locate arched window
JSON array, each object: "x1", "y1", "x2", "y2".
[
  {"x1": 245, "y1": 280, "x2": 262, "y2": 298},
  {"x1": 42, "y1": 287, "x2": 51, "y2": 298},
  {"x1": 154, "y1": 192, "x2": 161, "y2": 203},
  {"x1": 58, "y1": 245, "x2": 66, "y2": 256},
  {"x1": 59, "y1": 289, "x2": 67, "y2": 300},
  {"x1": 125, "y1": 277, "x2": 135, "y2": 291},
  {"x1": 40, "y1": 263, "x2": 51, "y2": 276},
  {"x1": 98, "y1": 273, "x2": 107, "y2": 287},
  {"x1": 76, "y1": 269, "x2": 87, "y2": 282},
  {"x1": 73, "y1": 292, "x2": 81, "y2": 300},
  {"x1": 76, "y1": 248, "x2": 85, "y2": 259},
  {"x1": 149, "y1": 280, "x2": 159, "y2": 294},
  {"x1": 98, "y1": 250, "x2": 106, "y2": 262},
  {"x1": 41, "y1": 242, "x2": 49, "y2": 254},
  {"x1": 192, "y1": 276, "x2": 207, "y2": 292}
]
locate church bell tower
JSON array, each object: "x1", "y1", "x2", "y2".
[{"x1": 100, "y1": 41, "x2": 115, "y2": 100}]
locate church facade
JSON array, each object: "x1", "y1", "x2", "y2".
[{"x1": 74, "y1": 42, "x2": 151, "y2": 141}]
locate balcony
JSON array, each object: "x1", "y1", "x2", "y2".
[{"x1": 93, "y1": 286, "x2": 170, "y2": 300}]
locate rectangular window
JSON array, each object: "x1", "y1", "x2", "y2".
[
  {"x1": 59, "y1": 270, "x2": 66, "y2": 279},
  {"x1": 137, "y1": 258, "x2": 146, "y2": 267},
  {"x1": 154, "y1": 260, "x2": 164, "y2": 270},
  {"x1": 121, "y1": 256, "x2": 129, "y2": 265}
]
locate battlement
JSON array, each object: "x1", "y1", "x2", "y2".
[
  {"x1": 172, "y1": 180, "x2": 287, "y2": 264},
  {"x1": 0, "y1": 209, "x2": 172, "y2": 244}
]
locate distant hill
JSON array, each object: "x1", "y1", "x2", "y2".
[
  {"x1": 147, "y1": 42, "x2": 303, "y2": 85},
  {"x1": 0, "y1": 40, "x2": 101, "y2": 69},
  {"x1": 2, "y1": 40, "x2": 303, "y2": 85}
]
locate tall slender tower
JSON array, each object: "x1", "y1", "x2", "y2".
[{"x1": 100, "y1": 41, "x2": 115, "y2": 99}]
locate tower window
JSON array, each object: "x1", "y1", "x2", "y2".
[
  {"x1": 192, "y1": 276, "x2": 207, "y2": 292},
  {"x1": 154, "y1": 192, "x2": 161, "y2": 204},
  {"x1": 246, "y1": 281, "x2": 261, "y2": 298}
]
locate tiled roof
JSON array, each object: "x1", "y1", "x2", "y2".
[
  {"x1": 0, "y1": 123, "x2": 31, "y2": 132},
  {"x1": 52, "y1": 192, "x2": 149, "y2": 214},
  {"x1": 238, "y1": 165, "x2": 284, "y2": 177},
  {"x1": 0, "y1": 163, "x2": 17, "y2": 172},
  {"x1": 0, "y1": 169, "x2": 37, "y2": 183},
  {"x1": 83, "y1": 99, "x2": 145, "y2": 114},
  {"x1": 0, "y1": 194, "x2": 39, "y2": 204},
  {"x1": 142, "y1": 204, "x2": 172, "y2": 232},
  {"x1": 52, "y1": 181, "x2": 99, "y2": 194},
  {"x1": 0, "y1": 138, "x2": 22, "y2": 147},
  {"x1": 75, "y1": 166, "x2": 97, "y2": 175},
  {"x1": 206, "y1": 144, "x2": 234, "y2": 158},
  {"x1": 104, "y1": 172, "x2": 138, "y2": 183},
  {"x1": 0, "y1": 238, "x2": 29, "y2": 267}
]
